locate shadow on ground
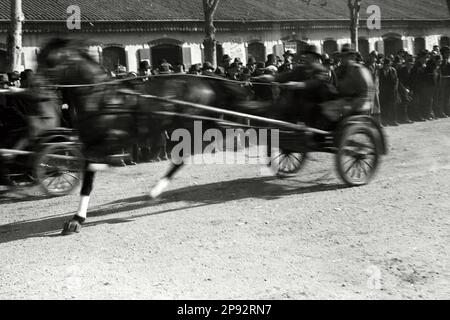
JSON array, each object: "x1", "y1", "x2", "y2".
[{"x1": 0, "y1": 175, "x2": 348, "y2": 244}]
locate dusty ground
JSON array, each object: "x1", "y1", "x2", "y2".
[{"x1": 0, "y1": 119, "x2": 449, "y2": 300}]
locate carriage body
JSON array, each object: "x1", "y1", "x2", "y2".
[
  {"x1": 0, "y1": 91, "x2": 84, "y2": 196},
  {"x1": 133, "y1": 74, "x2": 388, "y2": 187}
]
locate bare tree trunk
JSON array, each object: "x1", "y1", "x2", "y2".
[
  {"x1": 203, "y1": 0, "x2": 220, "y2": 68},
  {"x1": 7, "y1": 0, "x2": 24, "y2": 73},
  {"x1": 348, "y1": 0, "x2": 362, "y2": 51}
]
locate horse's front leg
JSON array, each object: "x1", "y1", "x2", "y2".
[
  {"x1": 150, "y1": 162, "x2": 184, "y2": 199},
  {"x1": 61, "y1": 164, "x2": 96, "y2": 235}
]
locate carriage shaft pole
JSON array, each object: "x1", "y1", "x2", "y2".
[
  {"x1": 0, "y1": 148, "x2": 79, "y2": 161},
  {"x1": 133, "y1": 93, "x2": 331, "y2": 135}
]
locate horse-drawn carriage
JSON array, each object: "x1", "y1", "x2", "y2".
[
  {"x1": 26, "y1": 37, "x2": 389, "y2": 235},
  {"x1": 0, "y1": 89, "x2": 84, "y2": 196},
  {"x1": 129, "y1": 73, "x2": 387, "y2": 187}
]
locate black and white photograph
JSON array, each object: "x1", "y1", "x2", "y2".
[{"x1": 0, "y1": 0, "x2": 449, "y2": 303}]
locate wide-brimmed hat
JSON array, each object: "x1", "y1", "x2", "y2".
[
  {"x1": 417, "y1": 49, "x2": 430, "y2": 58},
  {"x1": 299, "y1": 45, "x2": 323, "y2": 59},
  {"x1": 234, "y1": 58, "x2": 243, "y2": 65},
  {"x1": 247, "y1": 57, "x2": 257, "y2": 65},
  {"x1": 203, "y1": 61, "x2": 214, "y2": 71},
  {"x1": 369, "y1": 50, "x2": 379, "y2": 58},
  {"x1": 338, "y1": 43, "x2": 358, "y2": 56},
  {"x1": 222, "y1": 54, "x2": 232, "y2": 62}
]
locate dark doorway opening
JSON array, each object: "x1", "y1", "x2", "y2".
[
  {"x1": 323, "y1": 40, "x2": 338, "y2": 55},
  {"x1": 414, "y1": 38, "x2": 426, "y2": 55},
  {"x1": 247, "y1": 42, "x2": 266, "y2": 63},
  {"x1": 358, "y1": 39, "x2": 370, "y2": 60},
  {"x1": 440, "y1": 36, "x2": 450, "y2": 48},
  {"x1": 216, "y1": 43, "x2": 224, "y2": 64},
  {"x1": 0, "y1": 50, "x2": 7, "y2": 73},
  {"x1": 151, "y1": 44, "x2": 183, "y2": 67},
  {"x1": 384, "y1": 37, "x2": 404, "y2": 56},
  {"x1": 102, "y1": 46, "x2": 127, "y2": 72}
]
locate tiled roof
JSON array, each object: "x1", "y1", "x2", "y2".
[{"x1": 0, "y1": 0, "x2": 449, "y2": 22}]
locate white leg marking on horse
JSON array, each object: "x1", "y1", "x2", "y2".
[
  {"x1": 76, "y1": 196, "x2": 90, "y2": 219},
  {"x1": 87, "y1": 163, "x2": 109, "y2": 171},
  {"x1": 150, "y1": 178, "x2": 170, "y2": 199}
]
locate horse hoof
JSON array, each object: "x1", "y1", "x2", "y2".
[
  {"x1": 61, "y1": 219, "x2": 83, "y2": 236},
  {"x1": 150, "y1": 178, "x2": 170, "y2": 199}
]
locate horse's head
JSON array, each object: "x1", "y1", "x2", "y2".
[{"x1": 37, "y1": 38, "x2": 95, "y2": 84}]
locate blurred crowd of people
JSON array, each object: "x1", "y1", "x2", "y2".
[
  {"x1": 0, "y1": 69, "x2": 34, "y2": 89},
  {"x1": 2, "y1": 41, "x2": 450, "y2": 168},
  {"x1": 366, "y1": 45, "x2": 450, "y2": 126},
  {"x1": 131, "y1": 43, "x2": 450, "y2": 128}
]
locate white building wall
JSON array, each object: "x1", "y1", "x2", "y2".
[{"x1": 1, "y1": 23, "x2": 449, "y2": 72}]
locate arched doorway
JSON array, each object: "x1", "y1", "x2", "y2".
[
  {"x1": 358, "y1": 38, "x2": 370, "y2": 60},
  {"x1": 0, "y1": 50, "x2": 6, "y2": 73},
  {"x1": 247, "y1": 42, "x2": 266, "y2": 63},
  {"x1": 151, "y1": 44, "x2": 183, "y2": 67},
  {"x1": 102, "y1": 46, "x2": 126, "y2": 72},
  {"x1": 440, "y1": 36, "x2": 450, "y2": 48},
  {"x1": 384, "y1": 36, "x2": 403, "y2": 56},
  {"x1": 414, "y1": 37, "x2": 426, "y2": 55},
  {"x1": 323, "y1": 40, "x2": 338, "y2": 55}
]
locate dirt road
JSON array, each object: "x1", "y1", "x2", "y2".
[{"x1": 1, "y1": 119, "x2": 449, "y2": 299}]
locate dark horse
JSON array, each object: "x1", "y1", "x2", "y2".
[{"x1": 35, "y1": 38, "x2": 257, "y2": 235}]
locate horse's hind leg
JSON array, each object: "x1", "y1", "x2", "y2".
[
  {"x1": 62, "y1": 163, "x2": 96, "y2": 235},
  {"x1": 150, "y1": 162, "x2": 184, "y2": 199}
]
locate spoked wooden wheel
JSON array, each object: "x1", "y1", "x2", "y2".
[
  {"x1": 34, "y1": 144, "x2": 85, "y2": 196},
  {"x1": 336, "y1": 125, "x2": 380, "y2": 186},
  {"x1": 270, "y1": 148, "x2": 308, "y2": 177}
]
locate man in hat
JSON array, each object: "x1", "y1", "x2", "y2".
[
  {"x1": 397, "y1": 54, "x2": 415, "y2": 123},
  {"x1": 188, "y1": 63, "x2": 202, "y2": 75},
  {"x1": 221, "y1": 54, "x2": 232, "y2": 71},
  {"x1": 279, "y1": 50, "x2": 295, "y2": 73},
  {"x1": 438, "y1": 45, "x2": 450, "y2": 117},
  {"x1": 265, "y1": 54, "x2": 278, "y2": 70},
  {"x1": 251, "y1": 62, "x2": 266, "y2": 77},
  {"x1": 247, "y1": 57, "x2": 257, "y2": 74},
  {"x1": 202, "y1": 61, "x2": 216, "y2": 77},
  {"x1": 432, "y1": 45, "x2": 441, "y2": 57},
  {"x1": 322, "y1": 53, "x2": 338, "y2": 87},
  {"x1": 379, "y1": 57, "x2": 400, "y2": 126},
  {"x1": 366, "y1": 50, "x2": 382, "y2": 124},
  {"x1": 268, "y1": 44, "x2": 339, "y2": 127},
  {"x1": 410, "y1": 50, "x2": 430, "y2": 121},
  {"x1": 329, "y1": 44, "x2": 375, "y2": 120},
  {"x1": 138, "y1": 60, "x2": 152, "y2": 78},
  {"x1": 226, "y1": 62, "x2": 242, "y2": 80}
]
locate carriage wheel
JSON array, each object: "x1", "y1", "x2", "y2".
[
  {"x1": 336, "y1": 125, "x2": 380, "y2": 186},
  {"x1": 34, "y1": 144, "x2": 84, "y2": 196},
  {"x1": 270, "y1": 148, "x2": 308, "y2": 177}
]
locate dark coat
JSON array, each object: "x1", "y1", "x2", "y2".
[{"x1": 379, "y1": 67, "x2": 400, "y2": 105}]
